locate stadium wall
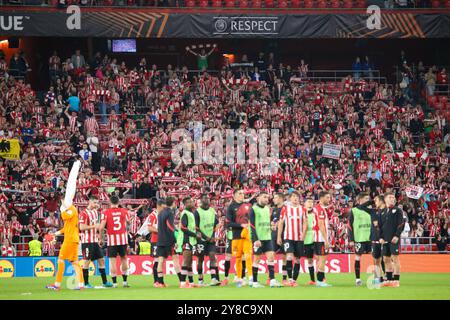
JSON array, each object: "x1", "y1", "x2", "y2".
[{"x1": 0, "y1": 255, "x2": 448, "y2": 278}]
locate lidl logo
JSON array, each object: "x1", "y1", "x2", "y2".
[
  {"x1": 34, "y1": 259, "x2": 55, "y2": 277},
  {"x1": 0, "y1": 260, "x2": 14, "y2": 278},
  {"x1": 79, "y1": 260, "x2": 96, "y2": 276}
]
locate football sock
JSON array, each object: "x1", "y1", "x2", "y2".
[
  {"x1": 308, "y1": 264, "x2": 315, "y2": 282},
  {"x1": 317, "y1": 271, "x2": 325, "y2": 282},
  {"x1": 152, "y1": 262, "x2": 159, "y2": 283},
  {"x1": 293, "y1": 262, "x2": 300, "y2": 281},
  {"x1": 282, "y1": 265, "x2": 287, "y2": 280},
  {"x1": 242, "y1": 260, "x2": 246, "y2": 279},
  {"x1": 355, "y1": 260, "x2": 361, "y2": 279},
  {"x1": 224, "y1": 260, "x2": 230, "y2": 278},
  {"x1": 177, "y1": 272, "x2": 182, "y2": 282},
  {"x1": 56, "y1": 260, "x2": 65, "y2": 284},
  {"x1": 394, "y1": 274, "x2": 400, "y2": 281},
  {"x1": 180, "y1": 266, "x2": 187, "y2": 283},
  {"x1": 198, "y1": 265, "x2": 204, "y2": 282},
  {"x1": 188, "y1": 267, "x2": 194, "y2": 283},
  {"x1": 386, "y1": 272, "x2": 393, "y2": 281},
  {"x1": 112, "y1": 276, "x2": 117, "y2": 284},
  {"x1": 99, "y1": 268, "x2": 107, "y2": 284},
  {"x1": 83, "y1": 268, "x2": 89, "y2": 285},
  {"x1": 286, "y1": 260, "x2": 293, "y2": 280},
  {"x1": 268, "y1": 261, "x2": 275, "y2": 280},
  {"x1": 252, "y1": 265, "x2": 258, "y2": 283}
]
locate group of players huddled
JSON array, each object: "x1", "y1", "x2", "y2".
[{"x1": 45, "y1": 161, "x2": 405, "y2": 291}]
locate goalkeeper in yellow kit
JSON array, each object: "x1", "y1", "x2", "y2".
[{"x1": 46, "y1": 160, "x2": 85, "y2": 291}]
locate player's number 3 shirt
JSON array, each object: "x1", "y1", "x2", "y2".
[{"x1": 101, "y1": 208, "x2": 130, "y2": 246}]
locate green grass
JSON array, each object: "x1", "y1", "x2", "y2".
[{"x1": 0, "y1": 273, "x2": 449, "y2": 300}]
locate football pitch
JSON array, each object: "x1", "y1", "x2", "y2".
[{"x1": 1, "y1": 273, "x2": 449, "y2": 300}]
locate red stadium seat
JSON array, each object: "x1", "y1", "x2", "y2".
[
  {"x1": 355, "y1": 0, "x2": 365, "y2": 7},
  {"x1": 304, "y1": 0, "x2": 313, "y2": 7},
  {"x1": 238, "y1": 0, "x2": 250, "y2": 7},
  {"x1": 432, "y1": 0, "x2": 442, "y2": 8},
  {"x1": 102, "y1": 0, "x2": 114, "y2": 5},
  {"x1": 278, "y1": 0, "x2": 288, "y2": 7},
  {"x1": 446, "y1": 0, "x2": 450, "y2": 7},
  {"x1": 252, "y1": 0, "x2": 262, "y2": 7},
  {"x1": 291, "y1": 0, "x2": 301, "y2": 7},
  {"x1": 343, "y1": 0, "x2": 353, "y2": 8},
  {"x1": 225, "y1": 0, "x2": 235, "y2": 6},
  {"x1": 265, "y1": 0, "x2": 274, "y2": 7},
  {"x1": 317, "y1": 0, "x2": 327, "y2": 8},
  {"x1": 199, "y1": 0, "x2": 209, "y2": 7},
  {"x1": 186, "y1": 0, "x2": 196, "y2": 6},
  {"x1": 212, "y1": 0, "x2": 222, "y2": 6},
  {"x1": 330, "y1": 0, "x2": 340, "y2": 8},
  {"x1": 419, "y1": 245, "x2": 426, "y2": 252}
]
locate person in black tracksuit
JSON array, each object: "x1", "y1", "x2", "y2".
[
  {"x1": 155, "y1": 197, "x2": 181, "y2": 286},
  {"x1": 379, "y1": 192, "x2": 405, "y2": 287},
  {"x1": 372, "y1": 195, "x2": 387, "y2": 283}
]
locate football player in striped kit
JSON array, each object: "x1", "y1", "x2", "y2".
[
  {"x1": 277, "y1": 191, "x2": 305, "y2": 287},
  {"x1": 313, "y1": 191, "x2": 332, "y2": 287},
  {"x1": 79, "y1": 195, "x2": 112, "y2": 289},
  {"x1": 99, "y1": 195, "x2": 131, "y2": 288}
]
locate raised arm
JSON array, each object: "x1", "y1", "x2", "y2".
[{"x1": 61, "y1": 160, "x2": 81, "y2": 212}]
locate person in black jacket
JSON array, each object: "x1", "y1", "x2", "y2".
[
  {"x1": 380, "y1": 192, "x2": 405, "y2": 288},
  {"x1": 155, "y1": 196, "x2": 181, "y2": 287}
]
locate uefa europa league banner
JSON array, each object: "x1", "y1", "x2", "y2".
[{"x1": 0, "y1": 8, "x2": 449, "y2": 38}]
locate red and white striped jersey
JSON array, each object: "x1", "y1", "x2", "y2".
[
  {"x1": 79, "y1": 208, "x2": 100, "y2": 244},
  {"x1": 313, "y1": 204, "x2": 329, "y2": 243},
  {"x1": 148, "y1": 210, "x2": 158, "y2": 243},
  {"x1": 84, "y1": 117, "x2": 99, "y2": 135},
  {"x1": 280, "y1": 205, "x2": 305, "y2": 241},
  {"x1": 101, "y1": 207, "x2": 130, "y2": 246}
]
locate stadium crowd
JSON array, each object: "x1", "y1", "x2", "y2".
[{"x1": 0, "y1": 47, "x2": 448, "y2": 258}]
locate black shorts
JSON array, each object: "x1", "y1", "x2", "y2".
[
  {"x1": 355, "y1": 241, "x2": 372, "y2": 255},
  {"x1": 82, "y1": 243, "x2": 104, "y2": 261},
  {"x1": 272, "y1": 238, "x2": 285, "y2": 254},
  {"x1": 313, "y1": 242, "x2": 328, "y2": 256},
  {"x1": 283, "y1": 240, "x2": 304, "y2": 258},
  {"x1": 194, "y1": 241, "x2": 216, "y2": 256},
  {"x1": 304, "y1": 244, "x2": 314, "y2": 259},
  {"x1": 108, "y1": 245, "x2": 127, "y2": 258},
  {"x1": 151, "y1": 243, "x2": 158, "y2": 258},
  {"x1": 382, "y1": 242, "x2": 400, "y2": 257},
  {"x1": 156, "y1": 245, "x2": 175, "y2": 258},
  {"x1": 225, "y1": 239, "x2": 232, "y2": 254},
  {"x1": 371, "y1": 243, "x2": 382, "y2": 259},
  {"x1": 253, "y1": 240, "x2": 274, "y2": 255}
]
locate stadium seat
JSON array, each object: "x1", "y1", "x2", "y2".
[
  {"x1": 264, "y1": 0, "x2": 274, "y2": 7},
  {"x1": 344, "y1": 0, "x2": 353, "y2": 8},
  {"x1": 212, "y1": 0, "x2": 222, "y2": 6},
  {"x1": 355, "y1": 0, "x2": 365, "y2": 7},
  {"x1": 317, "y1": 0, "x2": 327, "y2": 8},
  {"x1": 186, "y1": 0, "x2": 196, "y2": 6},
  {"x1": 304, "y1": 0, "x2": 313, "y2": 7},
  {"x1": 330, "y1": 0, "x2": 340, "y2": 8},
  {"x1": 225, "y1": 0, "x2": 235, "y2": 6},
  {"x1": 278, "y1": 0, "x2": 288, "y2": 7},
  {"x1": 102, "y1": 0, "x2": 114, "y2": 5},
  {"x1": 446, "y1": 0, "x2": 450, "y2": 7},
  {"x1": 199, "y1": 0, "x2": 209, "y2": 7},
  {"x1": 419, "y1": 245, "x2": 426, "y2": 252},
  {"x1": 291, "y1": 0, "x2": 301, "y2": 7},
  {"x1": 432, "y1": 0, "x2": 442, "y2": 7},
  {"x1": 238, "y1": 0, "x2": 249, "y2": 7},
  {"x1": 252, "y1": 0, "x2": 262, "y2": 7}
]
